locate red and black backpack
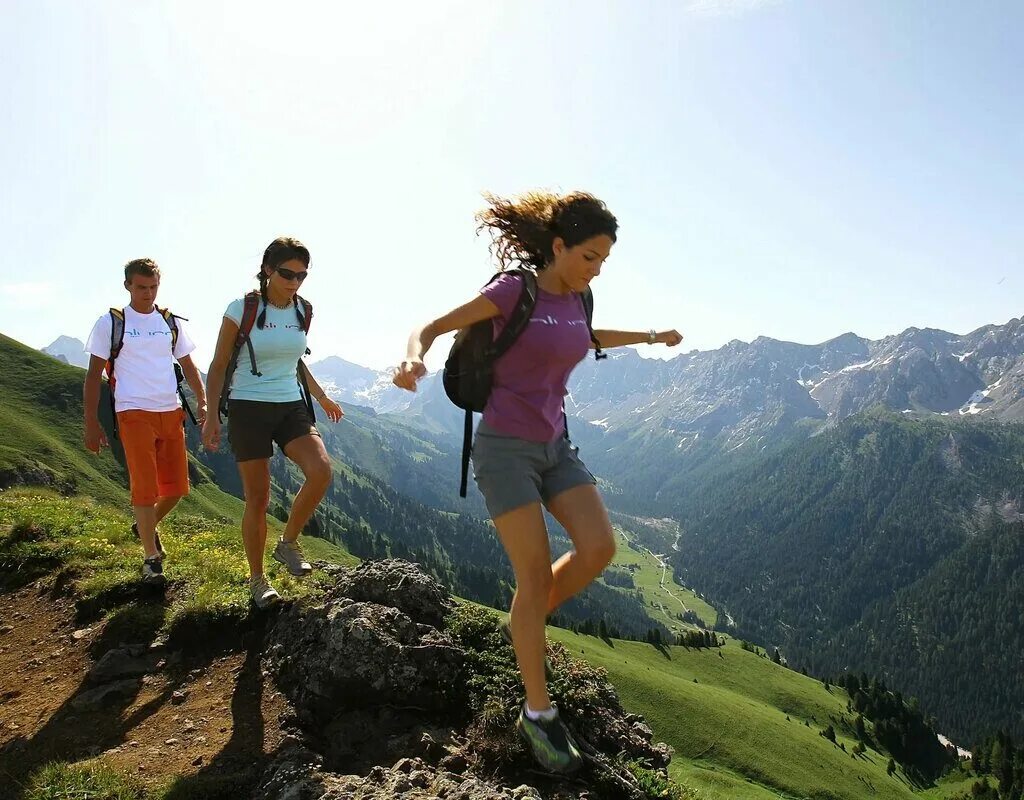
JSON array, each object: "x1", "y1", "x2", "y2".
[{"x1": 218, "y1": 291, "x2": 315, "y2": 423}]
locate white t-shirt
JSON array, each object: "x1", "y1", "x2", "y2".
[{"x1": 86, "y1": 306, "x2": 197, "y2": 413}]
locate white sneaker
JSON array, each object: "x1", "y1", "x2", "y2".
[{"x1": 249, "y1": 575, "x2": 280, "y2": 609}]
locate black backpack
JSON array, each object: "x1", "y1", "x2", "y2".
[
  {"x1": 442, "y1": 267, "x2": 605, "y2": 497},
  {"x1": 106, "y1": 306, "x2": 197, "y2": 438}
]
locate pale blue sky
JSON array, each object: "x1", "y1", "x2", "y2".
[{"x1": 1, "y1": 1, "x2": 1020, "y2": 370}]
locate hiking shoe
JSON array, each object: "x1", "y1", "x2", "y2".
[
  {"x1": 249, "y1": 575, "x2": 280, "y2": 609},
  {"x1": 499, "y1": 618, "x2": 554, "y2": 679},
  {"x1": 516, "y1": 704, "x2": 583, "y2": 775},
  {"x1": 141, "y1": 556, "x2": 166, "y2": 586},
  {"x1": 273, "y1": 538, "x2": 312, "y2": 577},
  {"x1": 132, "y1": 522, "x2": 165, "y2": 560}
]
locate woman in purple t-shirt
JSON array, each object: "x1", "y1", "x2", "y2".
[{"x1": 393, "y1": 191, "x2": 682, "y2": 773}]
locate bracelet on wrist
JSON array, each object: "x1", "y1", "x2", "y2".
[{"x1": 647, "y1": 328, "x2": 657, "y2": 345}]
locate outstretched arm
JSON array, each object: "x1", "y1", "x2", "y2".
[
  {"x1": 591, "y1": 329, "x2": 684, "y2": 349},
  {"x1": 393, "y1": 294, "x2": 501, "y2": 391}
]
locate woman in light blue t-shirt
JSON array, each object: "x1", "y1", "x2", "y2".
[{"x1": 203, "y1": 237, "x2": 343, "y2": 608}]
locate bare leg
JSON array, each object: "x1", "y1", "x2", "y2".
[
  {"x1": 237, "y1": 459, "x2": 272, "y2": 578},
  {"x1": 544, "y1": 484, "x2": 616, "y2": 613},
  {"x1": 494, "y1": 502, "x2": 554, "y2": 712},
  {"x1": 133, "y1": 505, "x2": 159, "y2": 559},
  {"x1": 154, "y1": 495, "x2": 182, "y2": 525},
  {"x1": 281, "y1": 435, "x2": 333, "y2": 542}
]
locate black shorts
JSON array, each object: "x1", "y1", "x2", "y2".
[{"x1": 227, "y1": 399, "x2": 319, "y2": 462}]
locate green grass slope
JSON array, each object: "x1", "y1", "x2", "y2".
[
  {"x1": 0, "y1": 332, "x2": 249, "y2": 522},
  {"x1": 605, "y1": 522, "x2": 719, "y2": 634},
  {"x1": 550, "y1": 626, "x2": 964, "y2": 800},
  {"x1": 0, "y1": 489, "x2": 355, "y2": 629},
  {"x1": 2, "y1": 487, "x2": 971, "y2": 800}
]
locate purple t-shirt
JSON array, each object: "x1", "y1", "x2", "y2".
[{"x1": 480, "y1": 272, "x2": 592, "y2": 442}]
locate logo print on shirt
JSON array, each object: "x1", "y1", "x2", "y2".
[{"x1": 529, "y1": 316, "x2": 586, "y2": 327}]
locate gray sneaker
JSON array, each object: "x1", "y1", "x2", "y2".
[
  {"x1": 249, "y1": 575, "x2": 280, "y2": 609},
  {"x1": 141, "y1": 556, "x2": 166, "y2": 587},
  {"x1": 516, "y1": 703, "x2": 583, "y2": 774},
  {"x1": 273, "y1": 538, "x2": 312, "y2": 577}
]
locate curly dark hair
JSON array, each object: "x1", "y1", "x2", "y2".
[
  {"x1": 255, "y1": 236, "x2": 310, "y2": 329},
  {"x1": 475, "y1": 191, "x2": 618, "y2": 271}
]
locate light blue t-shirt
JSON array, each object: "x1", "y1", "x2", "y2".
[{"x1": 224, "y1": 297, "x2": 308, "y2": 402}]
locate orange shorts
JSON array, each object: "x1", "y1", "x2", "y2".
[{"x1": 117, "y1": 409, "x2": 190, "y2": 506}]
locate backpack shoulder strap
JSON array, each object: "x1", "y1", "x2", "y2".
[
  {"x1": 237, "y1": 292, "x2": 261, "y2": 342},
  {"x1": 295, "y1": 294, "x2": 313, "y2": 333},
  {"x1": 578, "y1": 287, "x2": 606, "y2": 361},
  {"x1": 106, "y1": 308, "x2": 126, "y2": 438},
  {"x1": 236, "y1": 292, "x2": 263, "y2": 375},
  {"x1": 219, "y1": 292, "x2": 264, "y2": 422},
  {"x1": 156, "y1": 306, "x2": 180, "y2": 352},
  {"x1": 108, "y1": 308, "x2": 126, "y2": 363},
  {"x1": 489, "y1": 267, "x2": 538, "y2": 360}
]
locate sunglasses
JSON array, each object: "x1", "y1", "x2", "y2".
[{"x1": 275, "y1": 266, "x2": 308, "y2": 282}]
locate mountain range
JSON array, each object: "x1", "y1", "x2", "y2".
[{"x1": 37, "y1": 314, "x2": 1024, "y2": 742}]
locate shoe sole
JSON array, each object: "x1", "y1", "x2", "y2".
[
  {"x1": 515, "y1": 717, "x2": 583, "y2": 775},
  {"x1": 142, "y1": 574, "x2": 167, "y2": 587},
  {"x1": 253, "y1": 594, "x2": 281, "y2": 610},
  {"x1": 272, "y1": 551, "x2": 312, "y2": 577}
]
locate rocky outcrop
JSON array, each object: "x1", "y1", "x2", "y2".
[
  {"x1": 264, "y1": 559, "x2": 462, "y2": 728},
  {"x1": 258, "y1": 559, "x2": 677, "y2": 800},
  {"x1": 256, "y1": 748, "x2": 543, "y2": 800}
]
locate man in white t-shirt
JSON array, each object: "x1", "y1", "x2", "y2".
[{"x1": 83, "y1": 258, "x2": 207, "y2": 585}]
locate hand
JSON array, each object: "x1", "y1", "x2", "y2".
[
  {"x1": 318, "y1": 395, "x2": 344, "y2": 423},
  {"x1": 202, "y1": 417, "x2": 221, "y2": 451},
  {"x1": 195, "y1": 402, "x2": 208, "y2": 427},
  {"x1": 84, "y1": 420, "x2": 108, "y2": 454},
  {"x1": 392, "y1": 359, "x2": 427, "y2": 392},
  {"x1": 656, "y1": 330, "x2": 684, "y2": 347}
]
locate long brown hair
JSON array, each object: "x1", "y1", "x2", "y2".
[{"x1": 475, "y1": 191, "x2": 618, "y2": 271}]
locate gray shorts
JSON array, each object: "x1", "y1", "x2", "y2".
[{"x1": 471, "y1": 421, "x2": 597, "y2": 520}]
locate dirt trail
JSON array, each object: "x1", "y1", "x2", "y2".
[{"x1": 0, "y1": 583, "x2": 289, "y2": 797}]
